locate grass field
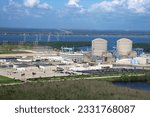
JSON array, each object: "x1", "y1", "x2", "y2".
[
  {"x1": 0, "y1": 51, "x2": 30, "y2": 54},
  {"x1": 0, "y1": 72, "x2": 150, "y2": 100},
  {"x1": 0, "y1": 80, "x2": 150, "y2": 100},
  {"x1": 0, "y1": 43, "x2": 32, "y2": 54},
  {"x1": 0, "y1": 75, "x2": 22, "y2": 85},
  {"x1": 27, "y1": 71, "x2": 148, "y2": 82}
]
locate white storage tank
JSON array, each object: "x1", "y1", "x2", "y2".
[
  {"x1": 92, "y1": 38, "x2": 107, "y2": 57},
  {"x1": 117, "y1": 38, "x2": 132, "y2": 56}
]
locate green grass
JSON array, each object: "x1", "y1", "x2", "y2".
[
  {"x1": 39, "y1": 41, "x2": 91, "y2": 49},
  {"x1": 0, "y1": 42, "x2": 32, "y2": 54},
  {"x1": 0, "y1": 51, "x2": 30, "y2": 54},
  {"x1": 0, "y1": 41, "x2": 91, "y2": 54},
  {"x1": 0, "y1": 80, "x2": 150, "y2": 100},
  {"x1": 0, "y1": 75, "x2": 22, "y2": 85},
  {"x1": 0, "y1": 72, "x2": 150, "y2": 100},
  {"x1": 0, "y1": 43, "x2": 32, "y2": 50},
  {"x1": 27, "y1": 71, "x2": 147, "y2": 82}
]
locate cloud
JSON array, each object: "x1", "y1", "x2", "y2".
[
  {"x1": 24, "y1": 0, "x2": 40, "y2": 8},
  {"x1": 89, "y1": 0, "x2": 150, "y2": 14},
  {"x1": 67, "y1": 0, "x2": 80, "y2": 8},
  {"x1": 37, "y1": 3, "x2": 51, "y2": 9},
  {"x1": 23, "y1": 0, "x2": 51, "y2": 9},
  {"x1": 2, "y1": 0, "x2": 150, "y2": 21},
  {"x1": 8, "y1": 0, "x2": 22, "y2": 8},
  {"x1": 2, "y1": 0, "x2": 52, "y2": 19},
  {"x1": 66, "y1": 0, "x2": 85, "y2": 14},
  {"x1": 127, "y1": 0, "x2": 150, "y2": 13},
  {"x1": 89, "y1": 0, "x2": 125, "y2": 12},
  {"x1": 2, "y1": 0, "x2": 22, "y2": 13}
]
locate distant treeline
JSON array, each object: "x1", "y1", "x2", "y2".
[
  {"x1": 44, "y1": 42, "x2": 150, "y2": 52},
  {"x1": 133, "y1": 43, "x2": 150, "y2": 52},
  {"x1": 0, "y1": 41, "x2": 91, "y2": 50},
  {"x1": 39, "y1": 41, "x2": 91, "y2": 49},
  {"x1": 0, "y1": 41, "x2": 150, "y2": 52}
]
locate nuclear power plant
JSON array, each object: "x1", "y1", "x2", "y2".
[
  {"x1": 0, "y1": 37, "x2": 150, "y2": 80},
  {"x1": 91, "y1": 38, "x2": 150, "y2": 65},
  {"x1": 91, "y1": 38, "x2": 133, "y2": 58}
]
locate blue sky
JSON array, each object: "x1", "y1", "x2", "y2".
[{"x1": 0, "y1": 0, "x2": 150, "y2": 30}]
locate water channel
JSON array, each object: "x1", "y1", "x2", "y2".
[{"x1": 113, "y1": 81, "x2": 150, "y2": 91}]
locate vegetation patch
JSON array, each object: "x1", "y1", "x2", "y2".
[
  {"x1": 111, "y1": 72, "x2": 150, "y2": 83},
  {"x1": 0, "y1": 75, "x2": 22, "y2": 85},
  {"x1": 133, "y1": 43, "x2": 150, "y2": 52},
  {"x1": 39, "y1": 41, "x2": 91, "y2": 49},
  {"x1": 28, "y1": 71, "x2": 147, "y2": 82},
  {"x1": 0, "y1": 42, "x2": 150, "y2": 53},
  {"x1": 0, "y1": 42, "x2": 32, "y2": 54},
  {"x1": 0, "y1": 72, "x2": 150, "y2": 100},
  {"x1": 0, "y1": 80, "x2": 150, "y2": 100}
]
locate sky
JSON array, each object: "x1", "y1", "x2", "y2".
[{"x1": 0, "y1": 0, "x2": 150, "y2": 30}]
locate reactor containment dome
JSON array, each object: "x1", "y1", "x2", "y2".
[
  {"x1": 92, "y1": 38, "x2": 107, "y2": 57},
  {"x1": 117, "y1": 38, "x2": 132, "y2": 56}
]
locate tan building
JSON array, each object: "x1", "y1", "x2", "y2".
[
  {"x1": 92, "y1": 38, "x2": 107, "y2": 57},
  {"x1": 117, "y1": 38, "x2": 132, "y2": 57}
]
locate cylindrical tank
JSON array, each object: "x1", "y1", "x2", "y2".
[
  {"x1": 117, "y1": 38, "x2": 132, "y2": 56},
  {"x1": 92, "y1": 38, "x2": 107, "y2": 56}
]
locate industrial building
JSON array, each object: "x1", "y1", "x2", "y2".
[
  {"x1": 117, "y1": 38, "x2": 133, "y2": 57},
  {"x1": 69, "y1": 64, "x2": 113, "y2": 72},
  {"x1": 90, "y1": 37, "x2": 150, "y2": 66},
  {"x1": 116, "y1": 58, "x2": 132, "y2": 65},
  {"x1": 101, "y1": 52, "x2": 114, "y2": 63},
  {"x1": 0, "y1": 37, "x2": 150, "y2": 80},
  {"x1": 59, "y1": 52, "x2": 84, "y2": 63},
  {"x1": 116, "y1": 56, "x2": 149, "y2": 65},
  {"x1": 91, "y1": 38, "x2": 110, "y2": 63},
  {"x1": 92, "y1": 38, "x2": 107, "y2": 57}
]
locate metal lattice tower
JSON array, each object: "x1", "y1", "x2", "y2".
[
  {"x1": 23, "y1": 33, "x2": 26, "y2": 42},
  {"x1": 47, "y1": 33, "x2": 51, "y2": 42},
  {"x1": 33, "y1": 34, "x2": 39, "y2": 47},
  {"x1": 56, "y1": 32, "x2": 60, "y2": 41}
]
